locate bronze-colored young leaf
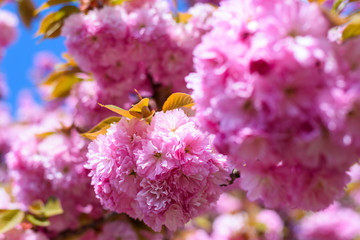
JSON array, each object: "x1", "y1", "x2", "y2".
[
  {"x1": 26, "y1": 214, "x2": 50, "y2": 227},
  {"x1": 177, "y1": 12, "x2": 192, "y2": 23},
  {"x1": 43, "y1": 66, "x2": 81, "y2": 85},
  {"x1": 129, "y1": 98, "x2": 150, "y2": 113},
  {"x1": 99, "y1": 104, "x2": 134, "y2": 119},
  {"x1": 81, "y1": 116, "x2": 121, "y2": 140},
  {"x1": 35, "y1": 0, "x2": 76, "y2": 15},
  {"x1": 28, "y1": 200, "x2": 45, "y2": 216},
  {"x1": 61, "y1": 53, "x2": 77, "y2": 66},
  {"x1": 129, "y1": 108, "x2": 155, "y2": 120},
  {"x1": 49, "y1": 74, "x2": 81, "y2": 99},
  {"x1": 0, "y1": 209, "x2": 25, "y2": 234},
  {"x1": 17, "y1": 0, "x2": 36, "y2": 28},
  {"x1": 343, "y1": 18, "x2": 360, "y2": 40},
  {"x1": 162, "y1": 93, "x2": 195, "y2": 112},
  {"x1": 37, "y1": 5, "x2": 79, "y2": 39},
  {"x1": 81, "y1": 128, "x2": 108, "y2": 141},
  {"x1": 111, "y1": 0, "x2": 126, "y2": 5},
  {"x1": 35, "y1": 131, "x2": 56, "y2": 140},
  {"x1": 44, "y1": 197, "x2": 64, "y2": 217}
]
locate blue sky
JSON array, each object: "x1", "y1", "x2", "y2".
[{"x1": 2, "y1": 0, "x2": 66, "y2": 112}]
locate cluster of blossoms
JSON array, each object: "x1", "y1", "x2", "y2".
[
  {"x1": 3, "y1": 0, "x2": 360, "y2": 238},
  {"x1": 0, "y1": 8, "x2": 16, "y2": 183},
  {"x1": 296, "y1": 203, "x2": 360, "y2": 240},
  {"x1": 173, "y1": 191, "x2": 285, "y2": 240},
  {"x1": 0, "y1": 103, "x2": 11, "y2": 181},
  {"x1": 0, "y1": 73, "x2": 8, "y2": 99},
  {"x1": 30, "y1": 52, "x2": 59, "y2": 83},
  {"x1": 174, "y1": 184, "x2": 360, "y2": 240},
  {"x1": 62, "y1": 0, "x2": 216, "y2": 129},
  {"x1": 6, "y1": 117, "x2": 102, "y2": 232},
  {"x1": 0, "y1": 9, "x2": 17, "y2": 60},
  {"x1": 0, "y1": 227, "x2": 49, "y2": 240},
  {"x1": 86, "y1": 109, "x2": 228, "y2": 231},
  {"x1": 187, "y1": 0, "x2": 360, "y2": 210}
]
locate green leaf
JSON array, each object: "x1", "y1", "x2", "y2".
[
  {"x1": 41, "y1": 55, "x2": 82, "y2": 100},
  {"x1": 343, "y1": 18, "x2": 360, "y2": 40},
  {"x1": 162, "y1": 93, "x2": 194, "y2": 112},
  {"x1": 26, "y1": 214, "x2": 50, "y2": 227},
  {"x1": 44, "y1": 197, "x2": 64, "y2": 217},
  {"x1": 99, "y1": 104, "x2": 134, "y2": 119},
  {"x1": 35, "y1": 0, "x2": 76, "y2": 15},
  {"x1": 28, "y1": 200, "x2": 45, "y2": 216},
  {"x1": 37, "y1": 5, "x2": 80, "y2": 39},
  {"x1": 43, "y1": 67, "x2": 80, "y2": 85},
  {"x1": 0, "y1": 209, "x2": 25, "y2": 234},
  {"x1": 81, "y1": 116, "x2": 121, "y2": 141},
  {"x1": 49, "y1": 74, "x2": 81, "y2": 99},
  {"x1": 17, "y1": 0, "x2": 36, "y2": 28}
]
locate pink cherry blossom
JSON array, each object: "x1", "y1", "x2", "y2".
[
  {"x1": 186, "y1": 0, "x2": 360, "y2": 210},
  {"x1": 86, "y1": 109, "x2": 228, "y2": 232},
  {"x1": 7, "y1": 126, "x2": 102, "y2": 232},
  {"x1": 0, "y1": 9, "x2": 17, "y2": 48},
  {"x1": 296, "y1": 203, "x2": 360, "y2": 240}
]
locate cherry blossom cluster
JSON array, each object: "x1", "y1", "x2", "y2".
[
  {"x1": 62, "y1": 1, "x2": 216, "y2": 129},
  {"x1": 173, "y1": 191, "x2": 284, "y2": 240},
  {"x1": 187, "y1": 0, "x2": 360, "y2": 210},
  {"x1": 86, "y1": 109, "x2": 228, "y2": 231},
  {"x1": 6, "y1": 118, "x2": 102, "y2": 232},
  {"x1": 0, "y1": 9, "x2": 17, "y2": 60},
  {"x1": 0, "y1": 8, "x2": 16, "y2": 183},
  {"x1": 296, "y1": 203, "x2": 360, "y2": 240}
]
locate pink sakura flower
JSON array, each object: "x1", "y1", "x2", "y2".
[
  {"x1": 86, "y1": 109, "x2": 228, "y2": 232},
  {"x1": 0, "y1": 228, "x2": 49, "y2": 240},
  {"x1": 0, "y1": 9, "x2": 17, "y2": 48},
  {"x1": 211, "y1": 212, "x2": 248, "y2": 240},
  {"x1": 0, "y1": 188, "x2": 21, "y2": 209},
  {"x1": 62, "y1": 0, "x2": 216, "y2": 116},
  {"x1": 97, "y1": 220, "x2": 138, "y2": 240},
  {"x1": 7, "y1": 127, "x2": 102, "y2": 232},
  {"x1": 186, "y1": 0, "x2": 360, "y2": 210},
  {"x1": 0, "y1": 73, "x2": 8, "y2": 99},
  {"x1": 30, "y1": 52, "x2": 58, "y2": 83},
  {"x1": 256, "y1": 210, "x2": 284, "y2": 240},
  {"x1": 296, "y1": 203, "x2": 360, "y2": 240},
  {"x1": 215, "y1": 193, "x2": 242, "y2": 214}
]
